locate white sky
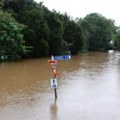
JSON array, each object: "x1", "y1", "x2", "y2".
[{"x1": 35, "y1": 0, "x2": 120, "y2": 26}]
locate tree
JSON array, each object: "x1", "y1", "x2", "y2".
[
  {"x1": 114, "y1": 28, "x2": 120, "y2": 50},
  {"x1": 0, "y1": 10, "x2": 26, "y2": 60},
  {"x1": 2, "y1": 0, "x2": 84, "y2": 56},
  {"x1": 77, "y1": 18, "x2": 89, "y2": 51},
  {"x1": 0, "y1": 0, "x2": 4, "y2": 9},
  {"x1": 60, "y1": 13, "x2": 83, "y2": 54},
  {"x1": 3, "y1": 1, "x2": 50, "y2": 57},
  {"x1": 77, "y1": 13, "x2": 116, "y2": 51},
  {"x1": 21, "y1": 6, "x2": 50, "y2": 57},
  {"x1": 46, "y1": 11, "x2": 64, "y2": 55}
]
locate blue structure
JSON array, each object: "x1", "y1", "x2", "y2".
[{"x1": 52, "y1": 55, "x2": 71, "y2": 60}]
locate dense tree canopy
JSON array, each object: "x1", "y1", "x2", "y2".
[
  {"x1": 77, "y1": 13, "x2": 116, "y2": 51},
  {"x1": 45, "y1": 11, "x2": 64, "y2": 55},
  {"x1": 0, "y1": 10, "x2": 27, "y2": 60},
  {"x1": 63, "y1": 18, "x2": 83, "y2": 54},
  {"x1": 0, "y1": 0, "x2": 119, "y2": 61},
  {"x1": 114, "y1": 28, "x2": 120, "y2": 50},
  {"x1": 21, "y1": 5, "x2": 50, "y2": 57}
]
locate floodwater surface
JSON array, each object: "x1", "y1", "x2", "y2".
[{"x1": 0, "y1": 51, "x2": 120, "y2": 120}]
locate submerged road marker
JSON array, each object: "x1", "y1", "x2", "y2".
[
  {"x1": 48, "y1": 59, "x2": 58, "y2": 99},
  {"x1": 48, "y1": 54, "x2": 71, "y2": 99}
]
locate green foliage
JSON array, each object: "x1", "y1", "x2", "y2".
[
  {"x1": 1, "y1": 0, "x2": 119, "y2": 60},
  {"x1": 46, "y1": 11, "x2": 64, "y2": 55},
  {"x1": 0, "y1": 10, "x2": 26, "y2": 60},
  {"x1": 114, "y1": 28, "x2": 120, "y2": 50},
  {"x1": 20, "y1": 5, "x2": 50, "y2": 57},
  {"x1": 63, "y1": 19, "x2": 83, "y2": 54},
  {"x1": 2, "y1": 0, "x2": 84, "y2": 56},
  {"x1": 77, "y1": 13, "x2": 116, "y2": 51},
  {"x1": 0, "y1": 0, "x2": 4, "y2": 9},
  {"x1": 58, "y1": 13, "x2": 83, "y2": 55},
  {"x1": 3, "y1": 1, "x2": 50, "y2": 57}
]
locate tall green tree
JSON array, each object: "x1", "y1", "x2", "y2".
[
  {"x1": 46, "y1": 11, "x2": 64, "y2": 55},
  {"x1": 0, "y1": 0, "x2": 4, "y2": 9},
  {"x1": 3, "y1": 1, "x2": 50, "y2": 57},
  {"x1": 59, "y1": 14, "x2": 83, "y2": 54},
  {"x1": 114, "y1": 28, "x2": 120, "y2": 50},
  {"x1": 77, "y1": 13, "x2": 116, "y2": 51},
  {"x1": 0, "y1": 10, "x2": 26, "y2": 60},
  {"x1": 21, "y1": 5, "x2": 50, "y2": 57},
  {"x1": 77, "y1": 18, "x2": 89, "y2": 51}
]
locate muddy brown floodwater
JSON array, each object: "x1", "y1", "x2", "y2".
[{"x1": 0, "y1": 50, "x2": 120, "y2": 120}]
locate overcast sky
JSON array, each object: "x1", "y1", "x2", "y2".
[{"x1": 35, "y1": 0, "x2": 120, "y2": 26}]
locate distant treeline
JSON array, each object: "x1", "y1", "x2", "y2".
[{"x1": 0, "y1": 0, "x2": 120, "y2": 61}]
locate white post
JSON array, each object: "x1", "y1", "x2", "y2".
[{"x1": 51, "y1": 55, "x2": 54, "y2": 60}]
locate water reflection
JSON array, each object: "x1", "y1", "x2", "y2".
[{"x1": 50, "y1": 99, "x2": 58, "y2": 120}]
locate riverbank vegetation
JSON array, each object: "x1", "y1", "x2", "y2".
[{"x1": 0, "y1": 0, "x2": 120, "y2": 61}]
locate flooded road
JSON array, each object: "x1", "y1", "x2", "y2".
[{"x1": 0, "y1": 50, "x2": 120, "y2": 120}]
